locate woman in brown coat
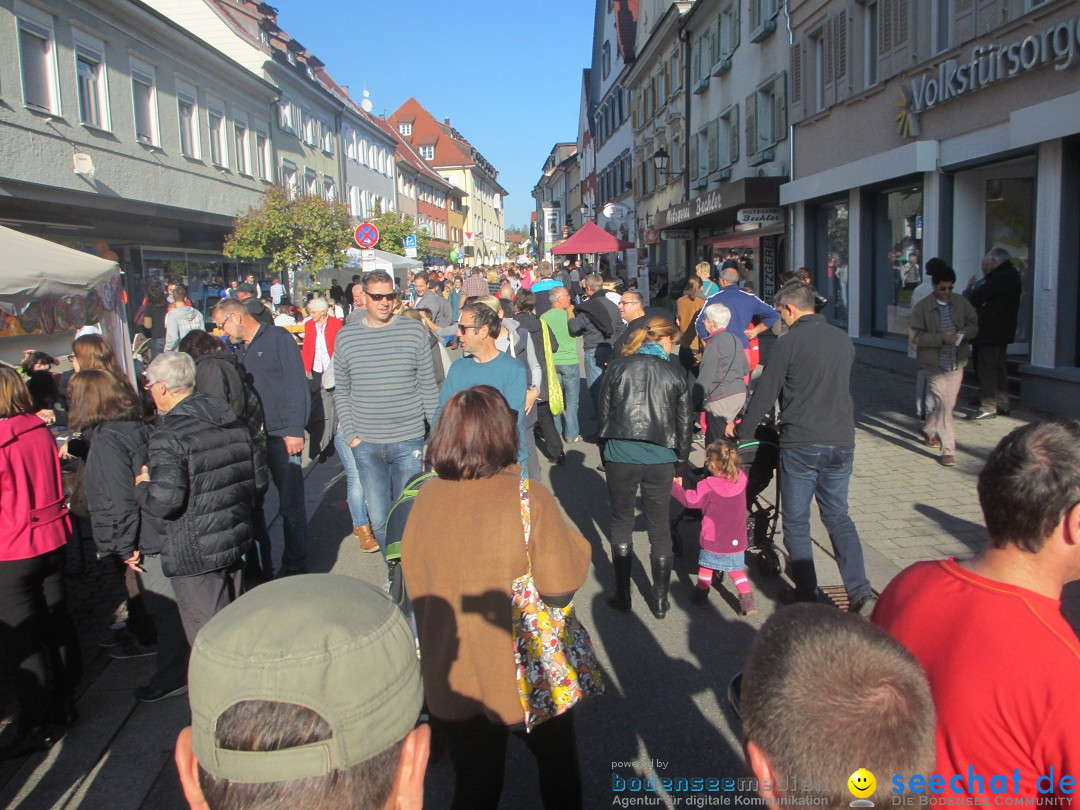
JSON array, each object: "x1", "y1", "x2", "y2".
[{"x1": 401, "y1": 385, "x2": 591, "y2": 809}]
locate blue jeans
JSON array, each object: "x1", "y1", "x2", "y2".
[
  {"x1": 583, "y1": 346, "x2": 609, "y2": 411},
  {"x1": 334, "y1": 431, "x2": 368, "y2": 528},
  {"x1": 554, "y1": 363, "x2": 581, "y2": 440},
  {"x1": 779, "y1": 444, "x2": 871, "y2": 601},
  {"x1": 266, "y1": 436, "x2": 308, "y2": 573},
  {"x1": 351, "y1": 438, "x2": 424, "y2": 549}
]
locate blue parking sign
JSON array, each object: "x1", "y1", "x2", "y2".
[{"x1": 403, "y1": 234, "x2": 417, "y2": 248}]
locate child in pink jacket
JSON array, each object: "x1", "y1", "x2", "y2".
[{"x1": 672, "y1": 439, "x2": 757, "y2": 615}]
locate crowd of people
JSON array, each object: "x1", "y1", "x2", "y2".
[{"x1": 0, "y1": 252, "x2": 1076, "y2": 810}]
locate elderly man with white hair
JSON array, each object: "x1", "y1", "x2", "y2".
[
  {"x1": 695, "y1": 302, "x2": 749, "y2": 439},
  {"x1": 135, "y1": 352, "x2": 267, "y2": 697}
]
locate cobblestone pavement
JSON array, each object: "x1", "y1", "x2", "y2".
[{"x1": 1, "y1": 359, "x2": 1076, "y2": 809}]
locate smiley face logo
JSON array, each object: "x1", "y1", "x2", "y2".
[{"x1": 848, "y1": 768, "x2": 877, "y2": 799}]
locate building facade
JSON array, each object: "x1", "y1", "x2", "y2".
[
  {"x1": 389, "y1": 98, "x2": 507, "y2": 265},
  {"x1": 532, "y1": 142, "x2": 578, "y2": 263},
  {"x1": 654, "y1": 0, "x2": 791, "y2": 301},
  {"x1": 782, "y1": 0, "x2": 1080, "y2": 415},
  {"x1": 1, "y1": 0, "x2": 279, "y2": 312}
]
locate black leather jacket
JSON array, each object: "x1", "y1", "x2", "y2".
[{"x1": 598, "y1": 353, "x2": 693, "y2": 461}]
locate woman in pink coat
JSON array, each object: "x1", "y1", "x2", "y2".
[{"x1": 0, "y1": 366, "x2": 81, "y2": 758}]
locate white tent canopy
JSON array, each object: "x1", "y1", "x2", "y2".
[
  {"x1": 0, "y1": 225, "x2": 120, "y2": 306},
  {"x1": 344, "y1": 248, "x2": 423, "y2": 273},
  {"x1": 0, "y1": 225, "x2": 131, "y2": 373}
]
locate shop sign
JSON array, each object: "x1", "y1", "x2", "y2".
[
  {"x1": 661, "y1": 191, "x2": 725, "y2": 227},
  {"x1": 904, "y1": 13, "x2": 1080, "y2": 115},
  {"x1": 603, "y1": 202, "x2": 630, "y2": 219},
  {"x1": 737, "y1": 207, "x2": 783, "y2": 226},
  {"x1": 645, "y1": 227, "x2": 660, "y2": 244},
  {"x1": 662, "y1": 229, "x2": 692, "y2": 240}
]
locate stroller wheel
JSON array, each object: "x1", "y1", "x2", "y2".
[{"x1": 757, "y1": 548, "x2": 782, "y2": 578}]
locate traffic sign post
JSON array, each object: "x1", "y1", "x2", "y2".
[
  {"x1": 360, "y1": 249, "x2": 376, "y2": 272},
  {"x1": 403, "y1": 233, "x2": 417, "y2": 249},
  {"x1": 354, "y1": 222, "x2": 380, "y2": 249}
]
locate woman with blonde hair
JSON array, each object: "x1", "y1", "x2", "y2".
[
  {"x1": 676, "y1": 275, "x2": 705, "y2": 371},
  {"x1": 598, "y1": 317, "x2": 693, "y2": 618}
]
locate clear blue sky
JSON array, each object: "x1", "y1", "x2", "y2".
[{"x1": 278, "y1": 0, "x2": 595, "y2": 231}]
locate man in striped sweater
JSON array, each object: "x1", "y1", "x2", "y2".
[{"x1": 333, "y1": 271, "x2": 439, "y2": 550}]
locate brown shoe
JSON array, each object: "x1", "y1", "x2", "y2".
[
  {"x1": 939, "y1": 454, "x2": 956, "y2": 467},
  {"x1": 354, "y1": 525, "x2": 379, "y2": 553},
  {"x1": 923, "y1": 434, "x2": 940, "y2": 448}
]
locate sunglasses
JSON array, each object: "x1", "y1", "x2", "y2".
[
  {"x1": 367, "y1": 292, "x2": 398, "y2": 302},
  {"x1": 457, "y1": 322, "x2": 484, "y2": 334}
]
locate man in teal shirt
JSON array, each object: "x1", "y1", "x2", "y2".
[
  {"x1": 436, "y1": 302, "x2": 529, "y2": 469},
  {"x1": 541, "y1": 286, "x2": 582, "y2": 443}
]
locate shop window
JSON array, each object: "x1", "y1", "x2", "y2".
[
  {"x1": 984, "y1": 176, "x2": 1033, "y2": 345},
  {"x1": 814, "y1": 200, "x2": 850, "y2": 330},
  {"x1": 872, "y1": 184, "x2": 923, "y2": 338}
]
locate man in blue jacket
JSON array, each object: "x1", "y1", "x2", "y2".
[
  {"x1": 695, "y1": 266, "x2": 779, "y2": 351},
  {"x1": 214, "y1": 299, "x2": 310, "y2": 577}
]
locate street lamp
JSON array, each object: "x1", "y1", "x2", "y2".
[
  {"x1": 579, "y1": 203, "x2": 594, "y2": 223},
  {"x1": 653, "y1": 146, "x2": 683, "y2": 180}
]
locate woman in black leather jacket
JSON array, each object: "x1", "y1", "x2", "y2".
[{"x1": 598, "y1": 317, "x2": 693, "y2": 619}]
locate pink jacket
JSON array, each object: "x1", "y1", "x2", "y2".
[
  {"x1": 671, "y1": 471, "x2": 748, "y2": 555},
  {"x1": 0, "y1": 413, "x2": 70, "y2": 562}
]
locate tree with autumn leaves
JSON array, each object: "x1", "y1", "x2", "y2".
[
  {"x1": 224, "y1": 187, "x2": 352, "y2": 275},
  {"x1": 363, "y1": 208, "x2": 429, "y2": 258}
]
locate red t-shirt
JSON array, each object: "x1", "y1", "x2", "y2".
[{"x1": 873, "y1": 559, "x2": 1080, "y2": 798}]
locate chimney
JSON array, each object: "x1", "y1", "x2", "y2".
[
  {"x1": 444, "y1": 117, "x2": 451, "y2": 126},
  {"x1": 341, "y1": 85, "x2": 350, "y2": 97}
]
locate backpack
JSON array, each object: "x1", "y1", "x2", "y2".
[{"x1": 384, "y1": 470, "x2": 438, "y2": 605}]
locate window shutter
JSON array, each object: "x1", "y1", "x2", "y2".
[
  {"x1": 750, "y1": 0, "x2": 761, "y2": 33},
  {"x1": 690, "y1": 134, "x2": 699, "y2": 180},
  {"x1": 708, "y1": 118, "x2": 720, "y2": 171},
  {"x1": 790, "y1": 42, "x2": 803, "y2": 105},
  {"x1": 692, "y1": 37, "x2": 701, "y2": 81},
  {"x1": 835, "y1": 9, "x2": 850, "y2": 98},
  {"x1": 733, "y1": 2, "x2": 742, "y2": 49},
  {"x1": 823, "y1": 18, "x2": 836, "y2": 109},
  {"x1": 975, "y1": 0, "x2": 1000, "y2": 35},
  {"x1": 878, "y1": 0, "x2": 895, "y2": 80},
  {"x1": 773, "y1": 73, "x2": 787, "y2": 143},
  {"x1": 954, "y1": 0, "x2": 976, "y2": 45},
  {"x1": 745, "y1": 92, "x2": 758, "y2": 155},
  {"x1": 730, "y1": 104, "x2": 740, "y2": 163},
  {"x1": 892, "y1": 0, "x2": 911, "y2": 70}
]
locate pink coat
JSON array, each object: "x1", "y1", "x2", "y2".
[
  {"x1": 671, "y1": 471, "x2": 747, "y2": 554},
  {"x1": 0, "y1": 413, "x2": 70, "y2": 562}
]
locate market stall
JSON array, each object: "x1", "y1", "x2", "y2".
[{"x1": 0, "y1": 225, "x2": 132, "y2": 377}]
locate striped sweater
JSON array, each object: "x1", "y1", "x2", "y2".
[{"x1": 333, "y1": 315, "x2": 439, "y2": 444}]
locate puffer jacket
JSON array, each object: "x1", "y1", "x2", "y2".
[
  {"x1": 84, "y1": 418, "x2": 164, "y2": 560},
  {"x1": 598, "y1": 352, "x2": 693, "y2": 462},
  {"x1": 194, "y1": 350, "x2": 266, "y2": 453},
  {"x1": 135, "y1": 392, "x2": 268, "y2": 577}
]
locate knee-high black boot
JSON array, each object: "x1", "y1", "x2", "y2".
[
  {"x1": 608, "y1": 544, "x2": 632, "y2": 610},
  {"x1": 650, "y1": 555, "x2": 673, "y2": 619}
]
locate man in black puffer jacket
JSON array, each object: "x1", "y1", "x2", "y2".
[{"x1": 135, "y1": 352, "x2": 268, "y2": 651}]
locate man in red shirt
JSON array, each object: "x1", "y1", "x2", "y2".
[{"x1": 873, "y1": 419, "x2": 1080, "y2": 799}]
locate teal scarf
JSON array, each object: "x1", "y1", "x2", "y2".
[{"x1": 636, "y1": 342, "x2": 669, "y2": 360}]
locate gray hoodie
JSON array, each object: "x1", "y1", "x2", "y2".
[{"x1": 164, "y1": 305, "x2": 205, "y2": 351}]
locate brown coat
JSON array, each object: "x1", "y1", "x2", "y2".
[{"x1": 401, "y1": 467, "x2": 591, "y2": 725}]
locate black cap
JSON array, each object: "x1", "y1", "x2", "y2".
[{"x1": 237, "y1": 282, "x2": 256, "y2": 294}]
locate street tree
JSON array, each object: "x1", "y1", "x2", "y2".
[
  {"x1": 224, "y1": 186, "x2": 352, "y2": 276},
  {"x1": 365, "y1": 208, "x2": 429, "y2": 257}
]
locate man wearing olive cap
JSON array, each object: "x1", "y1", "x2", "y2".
[{"x1": 174, "y1": 574, "x2": 429, "y2": 809}]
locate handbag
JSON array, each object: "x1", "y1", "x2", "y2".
[
  {"x1": 511, "y1": 478, "x2": 604, "y2": 732},
  {"x1": 540, "y1": 321, "x2": 564, "y2": 417}
]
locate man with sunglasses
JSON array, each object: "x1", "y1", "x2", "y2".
[
  {"x1": 333, "y1": 271, "x2": 439, "y2": 551},
  {"x1": 213, "y1": 299, "x2": 310, "y2": 578}
]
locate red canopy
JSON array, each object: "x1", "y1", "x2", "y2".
[{"x1": 552, "y1": 221, "x2": 635, "y2": 254}]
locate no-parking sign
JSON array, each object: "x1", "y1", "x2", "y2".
[{"x1": 354, "y1": 222, "x2": 380, "y2": 249}]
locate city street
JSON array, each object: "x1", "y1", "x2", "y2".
[{"x1": 2, "y1": 359, "x2": 1075, "y2": 810}]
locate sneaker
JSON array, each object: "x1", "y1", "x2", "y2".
[
  {"x1": 849, "y1": 593, "x2": 878, "y2": 617},
  {"x1": 109, "y1": 620, "x2": 128, "y2": 632},
  {"x1": 739, "y1": 593, "x2": 759, "y2": 616},
  {"x1": 939, "y1": 454, "x2": 957, "y2": 467},
  {"x1": 967, "y1": 410, "x2": 997, "y2": 421},
  {"x1": 569, "y1": 435, "x2": 582, "y2": 443},
  {"x1": 922, "y1": 434, "x2": 940, "y2": 448},
  {"x1": 109, "y1": 641, "x2": 158, "y2": 660}
]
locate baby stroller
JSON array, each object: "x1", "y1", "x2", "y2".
[{"x1": 670, "y1": 420, "x2": 782, "y2": 578}]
